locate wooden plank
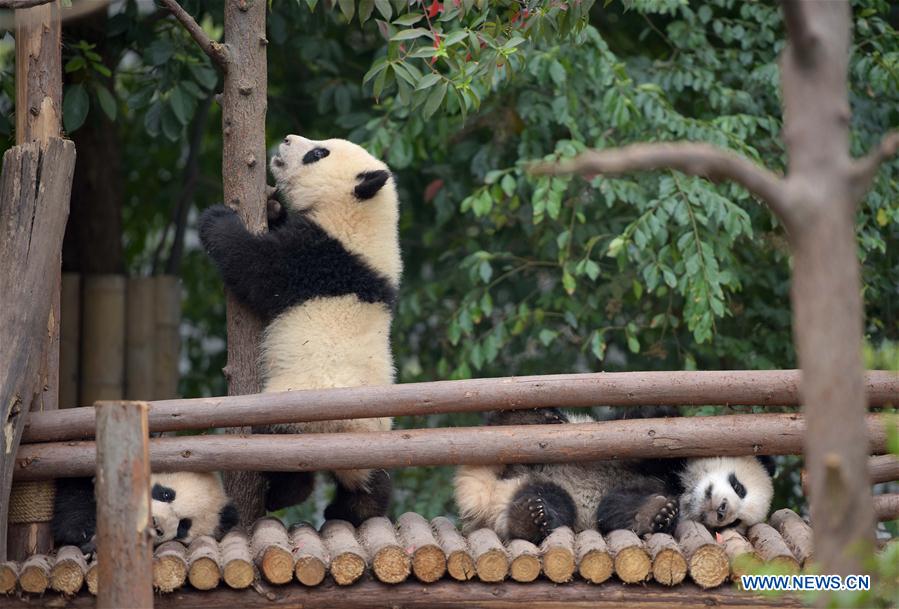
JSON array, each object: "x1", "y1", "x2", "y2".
[
  {"x1": 0, "y1": 137, "x2": 76, "y2": 559},
  {"x1": 15, "y1": 413, "x2": 899, "y2": 481},
  {"x1": 95, "y1": 401, "x2": 152, "y2": 608},
  {"x1": 1, "y1": 580, "x2": 807, "y2": 608},
  {"x1": 22, "y1": 370, "x2": 899, "y2": 443}
]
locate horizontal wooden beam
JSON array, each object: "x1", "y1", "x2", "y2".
[
  {"x1": 873, "y1": 494, "x2": 898, "y2": 522},
  {"x1": 0, "y1": 578, "x2": 805, "y2": 608},
  {"x1": 14, "y1": 413, "x2": 897, "y2": 481},
  {"x1": 20, "y1": 370, "x2": 899, "y2": 443}
]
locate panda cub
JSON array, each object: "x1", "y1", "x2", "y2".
[
  {"x1": 454, "y1": 408, "x2": 774, "y2": 543},
  {"x1": 52, "y1": 472, "x2": 239, "y2": 553},
  {"x1": 199, "y1": 135, "x2": 401, "y2": 525}
]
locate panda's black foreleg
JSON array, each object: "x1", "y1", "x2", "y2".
[
  {"x1": 323, "y1": 469, "x2": 392, "y2": 526},
  {"x1": 486, "y1": 407, "x2": 569, "y2": 427},
  {"x1": 263, "y1": 471, "x2": 316, "y2": 513},
  {"x1": 51, "y1": 477, "x2": 98, "y2": 553},
  {"x1": 506, "y1": 482, "x2": 576, "y2": 544},
  {"x1": 595, "y1": 487, "x2": 679, "y2": 536}
]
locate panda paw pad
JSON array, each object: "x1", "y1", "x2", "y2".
[
  {"x1": 652, "y1": 499, "x2": 679, "y2": 532},
  {"x1": 527, "y1": 497, "x2": 550, "y2": 536}
]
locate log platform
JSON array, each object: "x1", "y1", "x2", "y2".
[{"x1": 0, "y1": 511, "x2": 816, "y2": 607}]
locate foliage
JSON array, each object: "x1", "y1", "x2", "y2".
[{"x1": 0, "y1": 0, "x2": 897, "y2": 525}]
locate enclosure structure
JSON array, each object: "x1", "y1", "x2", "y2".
[{"x1": 2, "y1": 371, "x2": 899, "y2": 607}]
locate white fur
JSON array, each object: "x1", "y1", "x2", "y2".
[
  {"x1": 265, "y1": 136, "x2": 401, "y2": 491},
  {"x1": 151, "y1": 472, "x2": 230, "y2": 544},
  {"x1": 677, "y1": 456, "x2": 774, "y2": 532}
]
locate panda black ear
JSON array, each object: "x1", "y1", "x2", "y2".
[
  {"x1": 354, "y1": 170, "x2": 391, "y2": 200},
  {"x1": 756, "y1": 455, "x2": 776, "y2": 477}
]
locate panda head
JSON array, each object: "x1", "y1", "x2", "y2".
[
  {"x1": 679, "y1": 456, "x2": 775, "y2": 532},
  {"x1": 270, "y1": 135, "x2": 401, "y2": 284},
  {"x1": 150, "y1": 472, "x2": 239, "y2": 545}
]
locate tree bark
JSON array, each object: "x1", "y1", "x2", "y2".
[
  {"x1": 13, "y1": 413, "x2": 899, "y2": 481},
  {"x1": 94, "y1": 401, "x2": 153, "y2": 609},
  {"x1": 21, "y1": 369, "x2": 899, "y2": 443},
  {"x1": 0, "y1": 139, "x2": 75, "y2": 560}
]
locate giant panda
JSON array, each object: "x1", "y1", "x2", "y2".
[
  {"x1": 52, "y1": 472, "x2": 239, "y2": 553},
  {"x1": 454, "y1": 407, "x2": 774, "y2": 543},
  {"x1": 198, "y1": 135, "x2": 401, "y2": 525}
]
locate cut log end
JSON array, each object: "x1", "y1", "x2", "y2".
[
  {"x1": 687, "y1": 545, "x2": 730, "y2": 589},
  {"x1": 321, "y1": 520, "x2": 366, "y2": 586},
  {"x1": 467, "y1": 529, "x2": 509, "y2": 583},
  {"x1": 575, "y1": 530, "x2": 613, "y2": 584},
  {"x1": 507, "y1": 540, "x2": 541, "y2": 583},
  {"x1": 260, "y1": 546, "x2": 293, "y2": 585},
  {"x1": 221, "y1": 528, "x2": 254, "y2": 589},
  {"x1": 540, "y1": 527, "x2": 575, "y2": 583},
  {"x1": 431, "y1": 516, "x2": 475, "y2": 581},
  {"x1": 289, "y1": 522, "x2": 330, "y2": 587},
  {"x1": 50, "y1": 559, "x2": 86, "y2": 596},
  {"x1": 85, "y1": 561, "x2": 98, "y2": 595},
  {"x1": 606, "y1": 530, "x2": 650, "y2": 584},
  {"x1": 19, "y1": 555, "x2": 51, "y2": 594},
  {"x1": 396, "y1": 512, "x2": 445, "y2": 583},
  {"x1": 295, "y1": 556, "x2": 327, "y2": 587},
  {"x1": 645, "y1": 533, "x2": 687, "y2": 586},
  {"x1": 409, "y1": 545, "x2": 446, "y2": 583},
  {"x1": 446, "y1": 550, "x2": 476, "y2": 581},
  {"x1": 0, "y1": 562, "x2": 19, "y2": 594},
  {"x1": 153, "y1": 541, "x2": 189, "y2": 593},
  {"x1": 330, "y1": 553, "x2": 366, "y2": 586},
  {"x1": 358, "y1": 517, "x2": 411, "y2": 584},
  {"x1": 188, "y1": 556, "x2": 222, "y2": 591}
]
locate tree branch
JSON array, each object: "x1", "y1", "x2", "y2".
[
  {"x1": 531, "y1": 142, "x2": 790, "y2": 225},
  {"x1": 781, "y1": 0, "x2": 819, "y2": 67},
  {"x1": 849, "y1": 130, "x2": 899, "y2": 200},
  {"x1": 158, "y1": 0, "x2": 229, "y2": 72},
  {"x1": 0, "y1": 0, "x2": 53, "y2": 8}
]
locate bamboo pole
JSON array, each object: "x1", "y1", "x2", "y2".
[
  {"x1": 15, "y1": 413, "x2": 898, "y2": 481},
  {"x1": 22, "y1": 370, "x2": 899, "y2": 444},
  {"x1": 95, "y1": 401, "x2": 152, "y2": 609}
]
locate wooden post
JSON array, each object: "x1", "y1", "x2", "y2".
[
  {"x1": 153, "y1": 275, "x2": 181, "y2": 400},
  {"x1": 59, "y1": 273, "x2": 81, "y2": 407},
  {"x1": 80, "y1": 275, "x2": 126, "y2": 405},
  {"x1": 126, "y1": 278, "x2": 157, "y2": 400},
  {"x1": 4, "y1": 0, "x2": 64, "y2": 561},
  {"x1": 95, "y1": 401, "x2": 152, "y2": 608}
]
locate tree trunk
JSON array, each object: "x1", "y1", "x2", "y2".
[{"x1": 219, "y1": 0, "x2": 268, "y2": 524}]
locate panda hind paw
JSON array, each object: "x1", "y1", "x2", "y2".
[{"x1": 650, "y1": 498, "x2": 679, "y2": 533}]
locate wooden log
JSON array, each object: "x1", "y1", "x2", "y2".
[
  {"x1": 80, "y1": 275, "x2": 126, "y2": 406},
  {"x1": 396, "y1": 512, "x2": 445, "y2": 583},
  {"x1": 18, "y1": 554, "x2": 50, "y2": 594},
  {"x1": 467, "y1": 528, "x2": 508, "y2": 583},
  {"x1": 675, "y1": 521, "x2": 729, "y2": 589},
  {"x1": 320, "y1": 520, "x2": 366, "y2": 586},
  {"x1": 153, "y1": 540, "x2": 188, "y2": 593},
  {"x1": 357, "y1": 516, "x2": 411, "y2": 584},
  {"x1": 84, "y1": 559, "x2": 97, "y2": 595},
  {"x1": 747, "y1": 524, "x2": 800, "y2": 573},
  {"x1": 606, "y1": 529, "x2": 650, "y2": 584},
  {"x1": 125, "y1": 277, "x2": 156, "y2": 400},
  {"x1": 95, "y1": 401, "x2": 152, "y2": 608},
  {"x1": 187, "y1": 536, "x2": 221, "y2": 591},
  {"x1": 506, "y1": 540, "x2": 541, "y2": 583},
  {"x1": 540, "y1": 526, "x2": 575, "y2": 583},
  {"x1": 220, "y1": 528, "x2": 254, "y2": 589},
  {"x1": 716, "y1": 528, "x2": 762, "y2": 580},
  {"x1": 22, "y1": 413, "x2": 899, "y2": 482},
  {"x1": 575, "y1": 529, "x2": 613, "y2": 584},
  {"x1": 431, "y1": 517, "x2": 475, "y2": 581},
  {"x1": 0, "y1": 138, "x2": 76, "y2": 559},
  {"x1": 22, "y1": 370, "x2": 899, "y2": 443},
  {"x1": 153, "y1": 275, "x2": 181, "y2": 399},
  {"x1": 873, "y1": 494, "x2": 899, "y2": 522},
  {"x1": 0, "y1": 561, "x2": 18, "y2": 594},
  {"x1": 50, "y1": 545, "x2": 88, "y2": 595},
  {"x1": 60, "y1": 273, "x2": 80, "y2": 409},
  {"x1": 645, "y1": 533, "x2": 687, "y2": 586},
  {"x1": 250, "y1": 517, "x2": 293, "y2": 585},
  {"x1": 868, "y1": 454, "x2": 899, "y2": 484},
  {"x1": 289, "y1": 523, "x2": 329, "y2": 587},
  {"x1": 768, "y1": 509, "x2": 813, "y2": 566}
]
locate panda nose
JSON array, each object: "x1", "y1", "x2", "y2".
[
  {"x1": 283, "y1": 136, "x2": 291, "y2": 145},
  {"x1": 716, "y1": 500, "x2": 728, "y2": 522}
]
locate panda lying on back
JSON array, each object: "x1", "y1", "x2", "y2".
[
  {"x1": 455, "y1": 408, "x2": 775, "y2": 543},
  {"x1": 52, "y1": 472, "x2": 238, "y2": 553},
  {"x1": 199, "y1": 135, "x2": 401, "y2": 524}
]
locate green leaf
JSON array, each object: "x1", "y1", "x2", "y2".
[
  {"x1": 584, "y1": 260, "x2": 600, "y2": 281},
  {"x1": 144, "y1": 39, "x2": 174, "y2": 66},
  {"x1": 590, "y1": 331, "x2": 606, "y2": 360},
  {"x1": 393, "y1": 12, "x2": 424, "y2": 25},
  {"x1": 391, "y1": 28, "x2": 432, "y2": 41},
  {"x1": 627, "y1": 334, "x2": 640, "y2": 354},
  {"x1": 359, "y1": 0, "x2": 375, "y2": 22},
  {"x1": 189, "y1": 64, "x2": 218, "y2": 90},
  {"x1": 478, "y1": 259, "x2": 492, "y2": 283},
  {"x1": 305, "y1": 0, "x2": 319, "y2": 10},
  {"x1": 549, "y1": 60, "x2": 566, "y2": 86},
  {"x1": 94, "y1": 84, "x2": 117, "y2": 121},
  {"x1": 422, "y1": 81, "x2": 447, "y2": 118},
  {"x1": 337, "y1": 0, "x2": 355, "y2": 21},
  {"x1": 363, "y1": 58, "x2": 390, "y2": 84},
  {"x1": 500, "y1": 174, "x2": 516, "y2": 197},
  {"x1": 374, "y1": 0, "x2": 392, "y2": 19},
  {"x1": 444, "y1": 30, "x2": 468, "y2": 46},
  {"x1": 63, "y1": 84, "x2": 89, "y2": 132},
  {"x1": 538, "y1": 329, "x2": 558, "y2": 347},
  {"x1": 160, "y1": 102, "x2": 181, "y2": 141},
  {"x1": 562, "y1": 272, "x2": 576, "y2": 294},
  {"x1": 169, "y1": 85, "x2": 193, "y2": 125},
  {"x1": 416, "y1": 72, "x2": 442, "y2": 90},
  {"x1": 64, "y1": 56, "x2": 85, "y2": 73}
]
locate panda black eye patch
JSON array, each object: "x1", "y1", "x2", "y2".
[
  {"x1": 303, "y1": 147, "x2": 330, "y2": 164},
  {"x1": 152, "y1": 483, "x2": 176, "y2": 503},
  {"x1": 176, "y1": 518, "x2": 192, "y2": 540},
  {"x1": 728, "y1": 473, "x2": 747, "y2": 498}
]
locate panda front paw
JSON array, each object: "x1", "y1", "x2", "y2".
[
  {"x1": 633, "y1": 495, "x2": 679, "y2": 535},
  {"x1": 198, "y1": 204, "x2": 240, "y2": 251}
]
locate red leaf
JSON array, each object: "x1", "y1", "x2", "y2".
[
  {"x1": 424, "y1": 179, "x2": 444, "y2": 202},
  {"x1": 426, "y1": 0, "x2": 442, "y2": 18}
]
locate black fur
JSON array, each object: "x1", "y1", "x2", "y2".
[
  {"x1": 486, "y1": 407, "x2": 569, "y2": 427},
  {"x1": 218, "y1": 503, "x2": 240, "y2": 534},
  {"x1": 152, "y1": 483, "x2": 176, "y2": 502},
  {"x1": 198, "y1": 204, "x2": 397, "y2": 322},
  {"x1": 595, "y1": 487, "x2": 679, "y2": 535},
  {"x1": 263, "y1": 471, "x2": 316, "y2": 513},
  {"x1": 323, "y1": 469, "x2": 392, "y2": 526},
  {"x1": 176, "y1": 518, "x2": 193, "y2": 540},
  {"x1": 506, "y1": 482, "x2": 576, "y2": 544},
  {"x1": 51, "y1": 478, "x2": 97, "y2": 553},
  {"x1": 354, "y1": 170, "x2": 390, "y2": 200}
]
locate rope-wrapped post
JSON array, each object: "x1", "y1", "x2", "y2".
[{"x1": 95, "y1": 401, "x2": 153, "y2": 608}]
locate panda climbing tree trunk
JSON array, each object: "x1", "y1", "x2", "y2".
[
  {"x1": 160, "y1": 0, "x2": 269, "y2": 523},
  {"x1": 535, "y1": 0, "x2": 897, "y2": 585}
]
